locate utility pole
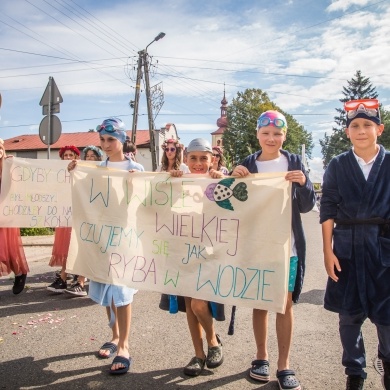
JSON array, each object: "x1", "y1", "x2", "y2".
[
  {"x1": 130, "y1": 55, "x2": 143, "y2": 145},
  {"x1": 143, "y1": 52, "x2": 158, "y2": 171},
  {"x1": 130, "y1": 32, "x2": 165, "y2": 172},
  {"x1": 301, "y1": 144, "x2": 307, "y2": 168}
]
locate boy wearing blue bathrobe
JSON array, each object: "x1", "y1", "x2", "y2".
[
  {"x1": 232, "y1": 110, "x2": 315, "y2": 390},
  {"x1": 320, "y1": 99, "x2": 390, "y2": 390}
]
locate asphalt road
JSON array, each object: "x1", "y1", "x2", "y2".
[{"x1": 0, "y1": 211, "x2": 383, "y2": 389}]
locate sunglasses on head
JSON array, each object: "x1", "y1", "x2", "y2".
[
  {"x1": 96, "y1": 124, "x2": 117, "y2": 133},
  {"x1": 344, "y1": 99, "x2": 379, "y2": 111},
  {"x1": 345, "y1": 99, "x2": 379, "y2": 120},
  {"x1": 257, "y1": 117, "x2": 286, "y2": 129},
  {"x1": 165, "y1": 147, "x2": 176, "y2": 152}
]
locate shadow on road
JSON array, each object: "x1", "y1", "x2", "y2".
[
  {"x1": 0, "y1": 352, "x2": 280, "y2": 389},
  {"x1": 0, "y1": 271, "x2": 96, "y2": 318},
  {"x1": 298, "y1": 288, "x2": 325, "y2": 306}
]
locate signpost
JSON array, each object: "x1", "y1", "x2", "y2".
[
  {"x1": 39, "y1": 77, "x2": 63, "y2": 159},
  {"x1": 39, "y1": 115, "x2": 62, "y2": 146}
]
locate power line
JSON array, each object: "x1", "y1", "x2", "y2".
[
  {"x1": 65, "y1": 0, "x2": 140, "y2": 53},
  {"x1": 2, "y1": 46, "x2": 388, "y2": 86},
  {"x1": 1, "y1": 77, "x2": 133, "y2": 92},
  {"x1": 0, "y1": 47, "x2": 129, "y2": 66},
  {"x1": 0, "y1": 112, "x2": 329, "y2": 129},
  {"x1": 156, "y1": 63, "x2": 348, "y2": 81},
  {"x1": 0, "y1": 63, "x2": 130, "y2": 79},
  {"x1": 155, "y1": 72, "x2": 328, "y2": 100},
  {"x1": 13, "y1": 0, "x2": 133, "y2": 87},
  {"x1": 0, "y1": 0, "x2": 387, "y2": 138},
  {"x1": 156, "y1": 55, "x2": 390, "y2": 79},
  {"x1": 41, "y1": 0, "x2": 131, "y2": 58}
]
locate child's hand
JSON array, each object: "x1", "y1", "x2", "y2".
[
  {"x1": 170, "y1": 170, "x2": 183, "y2": 177},
  {"x1": 67, "y1": 159, "x2": 78, "y2": 172},
  {"x1": 285, "y1": 170, "x2": 306, "y2": 186},
  {"x1": 324, "y1": 250, "x2": 341, "y2": 282},
  {"x1": 209, "y1": 169, "x2": 224, "y2": 179},
  {"x1": 232, "y1": 165, "x2": 249, "y2": 177}
]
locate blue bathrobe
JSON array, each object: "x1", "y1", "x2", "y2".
[
  {"x1": 320, "y1": 145, "x2": 390, "y2": 326},
  {"x1": 238, "y1": 149, "x2": 316, "y2": 303}
]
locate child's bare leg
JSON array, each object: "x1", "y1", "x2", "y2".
[
  {"x1": 184, "y1": 297, "x2": 205, "y2": 358},
  {"x1": 77, "y1": 275, "x2": 86, "y2": 287},
  {"x1": 99, "y1": 305, "x2": 119, "y2": 357},
  {"x1": 276, "y1": 293, "x2": 293, "y2": 371},
  {"x1": 60, "y1": 265, "x2": 67, "y2": 281},
  {"x1": 190, "y1": 298, "x2": 219, "y2": 347},
  {"x1": 111, "y1": 304, "x2": 131, "y2": 371},
  {"x1": 253, "y1": 308, "x2": 269, "y2": 360}
]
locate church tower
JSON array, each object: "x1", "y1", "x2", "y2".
[{"x1": 211, "y1": 87, "x2": 228, "y2": 147}]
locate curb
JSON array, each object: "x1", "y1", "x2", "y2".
[
  {"x1": 21, "y1": 235, "x2": 54, "y2": 247},
  {"x1": 22, "y1": 242, "x2": 53, "y2": 247}
]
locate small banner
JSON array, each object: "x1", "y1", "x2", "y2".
[
  {"x1": 67, "y1": 163, "x2": 292, "y2": 313},
  {"x1": 0, "y1": 157, "x2": 72, "y2": 227}
]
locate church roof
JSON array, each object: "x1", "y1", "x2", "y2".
[{"x1": 211, "y1": 127, "x2": 226, "y2": 135}]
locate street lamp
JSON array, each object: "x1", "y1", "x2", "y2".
[
  {"x1": 144, "y1": 32, "x2": 165, "y2": 171},
  {"x1": 130, "y1": 32, "x2": 166, "y2": 171},
  {"x1": 146, "y1": 32, "x2": 166, "y2": 51}
]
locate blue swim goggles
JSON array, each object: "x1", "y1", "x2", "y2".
[
  {"x1": 96, "y1": 124, "x2": 117, "y2": 132},
  {"x1": 257, "y1": 117, "x2": 286, "y2": 129}
]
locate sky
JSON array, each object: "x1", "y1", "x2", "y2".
[{"x1": 0, "y1": 0, "x2": 389, "y2": 182}]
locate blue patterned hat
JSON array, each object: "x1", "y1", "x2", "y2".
[{"x1": 96, "y1": 117, "x2": 127, "y2": 144}]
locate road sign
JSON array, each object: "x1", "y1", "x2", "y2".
[
  {"x1": 39, "y1": 78, "x2": 63, "y2": 107},
  {"x1": 42, "y1": 103, "x2": 60, "y2": 115},
  {"x1": 39, "y1": 115, "x2": 62, "y2": 145}
]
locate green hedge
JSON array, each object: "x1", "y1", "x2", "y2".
[{"x1": 20, "y1": 228, "x2": 54, "y2": 236}]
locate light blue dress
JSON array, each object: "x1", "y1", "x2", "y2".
[{"x1": 88, "y1": 157, "x2": 144, "y2": 327}]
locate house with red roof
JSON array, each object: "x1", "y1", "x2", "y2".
[{"x1": 2, "y1": 123, "x2": 180, "y2": 171}]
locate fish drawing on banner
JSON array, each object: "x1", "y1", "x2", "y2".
[{"x1": 205, "y1": 177, "x2": 248, "y2": 211}]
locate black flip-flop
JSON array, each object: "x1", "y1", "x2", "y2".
[
  {"x1": 97, "y1": 342, "x2": 117, "y2": 359},
  {"x1": 109, "y1": 356, "x2": 131, "y2": 375}
]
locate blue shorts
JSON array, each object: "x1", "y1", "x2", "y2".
[{"x1": 288, "y1": 256, "x2": 298, "y2": 292}]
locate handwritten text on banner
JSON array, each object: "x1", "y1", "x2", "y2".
[
  {"x1": 0, "y1": 157, "x2": 72, "y2": 227},
  {"x1": 67, "y1": 164, "x2": 292, "y2": 313}
]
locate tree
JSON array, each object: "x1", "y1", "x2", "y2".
[
  {"x1": 320, "y1": 70, "x2": 378, "y2": 168},
  {"x1": 380, "y1": 108, "x2": 390, "y2": 147},
  {"x1": 222, "y1": 88, "x2": 313, "y2": 166}
]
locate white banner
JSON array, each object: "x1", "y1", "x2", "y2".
[
  {"x1": 67, "y1": 163, "x2": 292, "y2": 313},
  {"x1": 0, "y1": 157, "x2": 72, "y2": 227}
]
